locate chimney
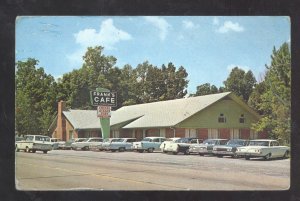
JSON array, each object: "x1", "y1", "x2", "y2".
[{"x1": 57, "y1": 101, "x2": 66, "y2": 140}]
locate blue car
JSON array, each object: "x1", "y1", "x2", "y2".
[{"x1": 108, "y1": 138, "x2": 137, "y2": 152}]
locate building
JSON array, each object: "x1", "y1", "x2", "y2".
[{"x1": 48, "y1": 92, "x2": 267, "y2": 141}]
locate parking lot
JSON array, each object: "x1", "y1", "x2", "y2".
[{"x1": 15, "y1": 150, "x2": 290, "y2": 190}]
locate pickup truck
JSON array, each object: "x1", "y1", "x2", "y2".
[{"x1": 15, "y1": 135, "x2": 52, "y2": 154}]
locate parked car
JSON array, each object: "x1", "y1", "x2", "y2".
[
  {"x1": 160, "y1": 137, "x2": 181, "y2": 153},
  {"x1": 15, "y1": 135, "x2": 52, "y2": 154},
  {"x1": 163, "y1": 138, "x2": 203, "y2": 155},
  {"x1": 212, "y1": 139, "x2": 249, "y2": 158},
  {"x1": 61, "y1": 138, "x2": 86, "y2": 150},
  {"x1": 72, "y1": 137, "x2": 103, "y2": 151},
  {"x1": 133, "y1": 137, "x2": 167, "y2": 153},
  {"x1": 190, "y1": 139, "x2": 229, "y2": 156},
  {"x1": 236, "y1": 139, "x2": 290, "y2": 160},
  {"x1": 108, "y1": 138, "x2": 137, "y2": 152},
  {"x1": 95, "y1": 138, "x2": 122, "y2": 151},
  {"x1": 50, "y1": 138, "x2": 65, "y2": 150}
]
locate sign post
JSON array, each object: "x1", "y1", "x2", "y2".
[{"x1": 90, "y1": 88, "x2": 117, "y2": 139}]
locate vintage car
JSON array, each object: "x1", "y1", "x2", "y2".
[
  {"x1": 95, "y1": 138, "x2": 122, "y2": 151},
  {"x1": 190, "y1": 139, "x2": 229, "y2": 156},
  {"x1": 50, "y1": 138, "x2": 65, "y2": 150},
  {"x1": 160, "y1": 137, "x2": 181, "y2": 153},
  {"x1": 212, "y1": 139, "x2": 249, "y2": 158},
  {"x1": 72, "y1": 137, "x2": 103, "y2": 151},
  {"x1": 163, "y1": 138, "x2": 203, "y2": 155},
  {"x1": 107, "y1": 138, "x2": 137, "y2": 152},
  {"x1": 15, "y1": 135, "x2": 52, "y2": 154},
  {"x1": 61, "y1": 138, "x2": 86, "y2": 150},
  {"x1": 133, "y1": 137, "x2": 167, "y2": 153},
  {"x1": 236, "y1": 139, "x2": 290, "y2": 160}
]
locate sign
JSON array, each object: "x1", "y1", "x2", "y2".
[
  {"x1": 97, "y1": 106, "x2": 111, "y2": 118},
  {"x1": 90, "y1": 91, "x2": 117, "y2": 107}
]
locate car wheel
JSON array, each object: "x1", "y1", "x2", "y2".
[
  {"x1": 119, "y1": 147, "x2": 125, "y2": 152},
  {"x1": 43, "y1": 150, "x2": 48, "y2": 154},
  {"x1": 283, "y1": 151, "x2": 289, "y2": 159},
  {"x1": 15, "y1": 145, "x2": 19, "y2": 152},
  {"x1": 184, "y1": 149, "x2": 190, "y2": 155},
  {"x1": 137, "y1": 150, "x2": 144, "y2": 153},
  {"x1": 84, "y1": 146, "x2": 89, "y2": 151},
  {"x1": 172, "y1": 151, "x2": 178, "y2": 155},
  {"x1": 25, "y1": 147, "x2": 30, "y2": 153},
  {"x1": 148, "y1": 148, "x2": 154, "y2": 153},
  {"x1": 32, "y1": 150, "x2": 36, "y2": 153},
  {"x1": 199, "y1": 153, "x2": 204, "y2": 156},
  {"x1": 111, "y1": 150, "x2": 116, "y2": 152},
  {"x1": 264, "y1": 153, "x2": 271, "y2": 160},
  {"x1": 163, "y1": 150, "x2": 167, "y2": 153},
  {"x1": 217, "y1": 155, "x2": 223, "y2": 158},
  {"x1": 245, "y1": 156, "x2": 250, "y2": 160}
]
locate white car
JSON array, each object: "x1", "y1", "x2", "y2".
[
  {"x1": 133, "y1": 137, "x2": 167, "y2": 153},
  {"x1": 236, "y1": 139, "x2": 290, "y2": 160},
  {"x1": 15, "y1": 135, "x2": 52, "y2": 154},
  {"x1": 71, "y1": 137, "x2": 103, "y2": 151},
  {"x1": 160, "y1": 137, "x2": 181, "y2": 153},
  {"x1": 50, "y1": 138, "x2": 65, "y2": 150},
  {"x1": 162, "y1": 138, "x2": 203, "y2": 155}
]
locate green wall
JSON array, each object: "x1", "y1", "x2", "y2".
[{"x1": 176, "y1": 99, "x2": 259, "y2": 129}]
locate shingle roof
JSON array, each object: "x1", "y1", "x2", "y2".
[
  {"x1": 112, "y1": 92, "x2": 231, "y2": 128},
  {"x1": 62, "y1": 92, "x2": 257, "y2": 130}
]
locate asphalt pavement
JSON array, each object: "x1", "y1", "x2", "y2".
[{"x1": 15, "y1": 150, "x2": 290, "y2": 190}]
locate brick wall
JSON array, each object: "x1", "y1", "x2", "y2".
[
  {"x1": 240, "y1": 128, "x2": 250, "y2": 139},
  {"x1": 146, "y1": 129, "x2": 160, "y2": 137},
  {"x1": 219, "y1": 128, "x2": 230, "y2": 139},
  {"x1": 198, "y1": 128, "x2": 208, "y2": 140}
]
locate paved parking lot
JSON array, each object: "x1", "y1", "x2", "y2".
[{"x1": 15, "y1": 150, "x2": 290, "y2": 190}]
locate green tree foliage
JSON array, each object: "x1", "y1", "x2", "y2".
[
  {"x1": 251, "y1": 43, "x2": 291, "y2": 143},
  {"x1": 16, "y1": 58, "x2": 57, "y2": 135},
  {"x1": 193, "y1": 83, "x2": 219, "y2": 96},
  {"x1": 223, "y1": 67, "x2": 257, "y2": 102}
]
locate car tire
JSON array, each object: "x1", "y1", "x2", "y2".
[
  {"x1": 199, "y1": 153, "x2": 204, "y2": 156},
  {"x1": 119, "y1": 147, "x2": 125, "y2": 152},
  {"x1": 217, "y1": 155, "x2": 223, "y2": 158},
  {"x1": 283, "y1": 151, "x2": 289, "y2": 159},
  {"x1": 83, "y1": 146, "x2": 89, "y2": 151},
  {"x1": 32, "y1": 150, "x2": 36, "y2": 153},
  {"x1": 148, "y1": 148, "x2": 154, "y2": 153},
  {"x1": 137, "y1": 150, "x2": 144, "y2": 153},
  {"x1": 111, "y1": 150, "x2": 116, "y2": 152},
  {"x1": 163, "y1": 150, "x2": 167, "y2": 153},
  {"x1": 184, "y1": 149, "x2": 190, "y2": 155},
  {"x1": 264, "y1": 153, "x2": 271, "y2": 160},
  {"x1": 172, "y1": 151, "x2": 178, "y2": 155},
  {"x1": 245, "y1": 156, "x2": 250, "y2": 160},
  {"x1": 43, "y1": 150, "x2": 48, "y2": 154},
  {"x1": 25, "y1": 147, "x2": 30, "y2": 153}
]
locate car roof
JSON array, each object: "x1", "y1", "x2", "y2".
[
  {"x1": 205, "y1": 138, "x2": 228, "y2": 140},
  {"x1": 144, "y1": 137, "x2": 165, "y2": 139},
  {"x1": 26, "y1": 135, "x2": 50, "y2": 137},
  {"x1": 250, "y1": 139, "x2": 276, "y2": 142}
]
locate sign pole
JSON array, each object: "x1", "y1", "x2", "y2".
[{"x1": 96, "y1": 88, "x2": 110, "y2": 139}]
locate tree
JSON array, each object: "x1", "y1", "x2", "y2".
[
  {"x1": 16, "y1": 58, "x2": 58, "y2": 135},
  {"x1": 194, "y1": 83, "x2": 219, "y2": 96},
  {"x1": 223, "y1": 67, "x2": 256, "y2": 102},
  {"x1": 251, "y1": 42, "x2": 291, "y2": 144}
]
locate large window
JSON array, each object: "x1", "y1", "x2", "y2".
[{"x1": 239, "y1": 114, "x2": 245, "y2": 123}]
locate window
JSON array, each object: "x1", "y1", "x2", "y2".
[
  {"x1": 152, "y1": 138, "x2": 160, "y2": 142},
  {"x1": 239, "y1": 114, "x2": 245, "y2": 123},
  {"x1": 218, "y1": 113, "x2": 226, "y2": 123}
]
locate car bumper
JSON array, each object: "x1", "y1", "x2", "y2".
[{"x1": 212, "y1": 150, "x2": 234, "y2": 155}]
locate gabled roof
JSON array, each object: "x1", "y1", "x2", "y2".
[
  {"x1": 111, "y1": 92, "x2": 232, "y2": 128},
  {"x1": 59, "y1": 92, "x2": 260, "y2": 130}
]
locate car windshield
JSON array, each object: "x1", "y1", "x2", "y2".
[
  {"x1": 25, "y1": 136, "x2": 34, "y2": 141},
  {"x1": 219, "y1": 140, "x2": 228, "y2": 145},
  {"x1": 203, "y1": 139, "x2": 217, "y2": 145},
  {"x1": 249, "y1": 141, "x2": 269, "y2": 146},
  {"x1": 227, "y1": 140, "x2": 245, "y2": 146},
  {"x1": 142, "y1": 138, "x2": 151, "y2": 142},
  {"x1": 77, "y1": 139, "x2": 86, "y2": 142}
]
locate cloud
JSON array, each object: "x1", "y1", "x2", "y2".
[
  {"x1": 144, "y1": 16, "x2": 171, "y2": 40},
  {"x1": 227, "y1": 64, "x2": 250, "y2": 72},
  {"x1": 67, "y1": 18, "x2": 131, "y2": 67},
  {"x1": 74, "y1": 18, "x2": 132, "y2": 49},
  {"x1": 182, "y1": 20, "x2": 196, "y2": 29},
  {"x1": 213, "y1": 17, "x2": 219, "y2": 26},
  {"x1": 217, "y1": 21, "x2": 244, "y2": 33}
]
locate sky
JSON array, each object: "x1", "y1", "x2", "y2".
[{"x1": 16, "y1": 16, "x2": 290, "y2": 94}]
